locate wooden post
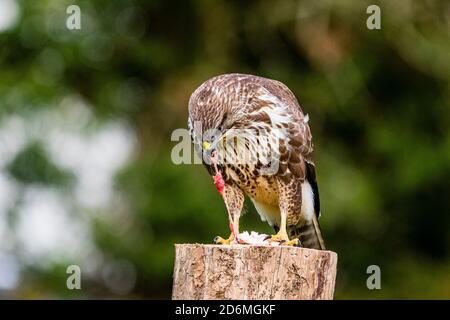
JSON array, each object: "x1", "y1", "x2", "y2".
[{"x1": 172, "y1": 244, "x2": 337, "y2": 300}]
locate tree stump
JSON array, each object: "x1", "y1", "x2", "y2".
[{"x1": 172, "y1": 244, "x2": 337, "y2": 300}]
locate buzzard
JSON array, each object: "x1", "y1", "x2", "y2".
[{"x1": 188, "y1": 74, "x2": 325, "y2": 250}]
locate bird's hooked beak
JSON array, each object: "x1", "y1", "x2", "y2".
[
  {"x1": 203, "y1": 141, "x2": 219, "y2": 174},
  {"x1": 202, "y1": 141, "x2": 211, "y2": 150}
]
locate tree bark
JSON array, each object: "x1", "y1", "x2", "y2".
[{"x1": 172, "y1": 244, "x2": 337, "y2": 300}]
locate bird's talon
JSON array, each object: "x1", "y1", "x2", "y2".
[
  {"x1": 213, "y1": 235, "x2": 233, "y2": 245},
  {"x1": 282, "y1": 238, "x2": 301, "y2": 246},
  {"x1": 268, "y1": 232, "x2": 299, "y2": 246},
  {"x1": 270, "y1": 233, "x2": 288, "y2": 243}
]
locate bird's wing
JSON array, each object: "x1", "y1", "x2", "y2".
[
  {"x1": 253, "y1": 78, "x2": 325, "y2": 249},
  {"x1": 251, "y1": 82, "x2": 313, "y2": 182}
]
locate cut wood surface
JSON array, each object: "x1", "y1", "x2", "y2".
[{"x1": 172, "y1": 244, "x2": 337, "y2": 300}]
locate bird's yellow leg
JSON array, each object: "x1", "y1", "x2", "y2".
[
  {"x1": 270, "y1": 179, "x2": 301, "y2": 246},
  {"x1": 270, "y1": 194, "x2": 300, "y2": 246},
  {"x1": 270, "y1": 229, "x2": 289, "y2": 242},
  {"x1": 213, "y1": 208, "x2": 242, "y2": 245},
  {"x1": 213, "y1": 233, "x2": 234, "y2": 245},
  {"x1": 214, "y1": 183, "x2": 244, "y2": 245},
  {"x1": 270, "y1": 229, "x2": 300, "y2": 246}
]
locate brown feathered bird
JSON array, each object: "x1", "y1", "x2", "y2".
[{"x1": 188, "y1": 73, "x2": 325, "y2": 250}]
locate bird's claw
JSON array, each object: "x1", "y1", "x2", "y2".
[
  {"x1": 213, "y1": 234, "x2": 246, "y2": 245},
  {"x1": 213, "y1": 235, "x2": 232, "y2": 245},
  {"x1": 283, "y1": 238, "x2": 302, "y2": 247},
  {"x1": 269, "y1": 233, "x2": 288, "y2": 243},
  {"x1": 267, "y1": 233, "x2": 301, "y2": 246}
]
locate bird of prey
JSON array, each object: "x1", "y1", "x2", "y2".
[{"x1": 188, "y1": 73, "x2": 325, "y2": 250}]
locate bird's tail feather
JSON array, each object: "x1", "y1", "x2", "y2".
[{"x1": 289, "y1": 215, "x2": 326, "y2": 250}]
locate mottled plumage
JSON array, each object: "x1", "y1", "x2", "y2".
[{"x1": 188, "y1": 73, "x2": 325, "y2": 249}]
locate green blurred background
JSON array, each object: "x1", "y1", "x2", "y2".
[{"x1": 0, "y1": 0, "x2": 449, "y2": 299}]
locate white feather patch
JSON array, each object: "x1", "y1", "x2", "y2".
[
  {"x1": 301, "y1": 181, "x2": 315, "y2": 221},
  {"x1": 251, "y1": 199, "x2": 280, "y2": 227},
  {"x1": 257, "y1": 92, "x2": 293, "y2": 126}
]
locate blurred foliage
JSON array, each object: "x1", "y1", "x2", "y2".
[
  {"x1": 0, "y1": 0, "x2": 449, "y2": 299},
  {"x1": 7, "y1": 141, "x2": 74, "y2": 187}
]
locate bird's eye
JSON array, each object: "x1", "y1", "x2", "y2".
[{"x1": 218, "y1": 112, "x2": 228, "y2": 132}]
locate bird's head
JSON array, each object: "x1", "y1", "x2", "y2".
[
  {"x1": 188, "y1": 79, "x2": 246, "y2": 161},
  {"x1": 188, "y1": 108, "x2": 234, "y2": 164}
]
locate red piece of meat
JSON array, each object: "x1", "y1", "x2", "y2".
[{"x1": 213, "y1": 172, "x2": 225, "y2": 195}]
